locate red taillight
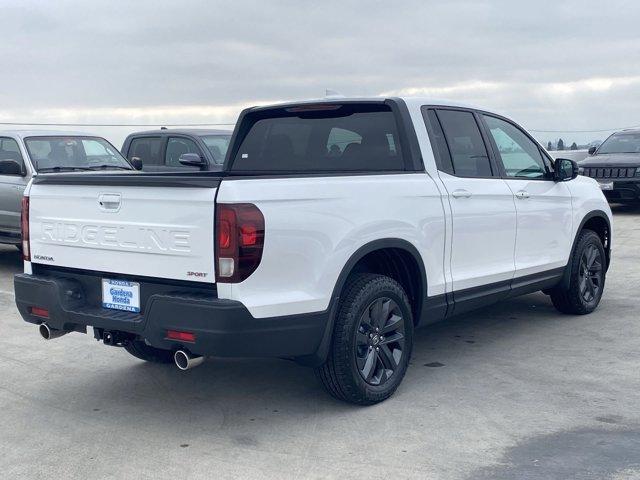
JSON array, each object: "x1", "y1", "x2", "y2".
[
  {"x1": 20, "y1": 196, "x2": 30, "y2": 261},
  {"x1": 240, "y1": 225, "x2": 257, "y2": 246},
  {"x1": 217, "y1": 207, "x2": 235, "y2": 251},
  {"x1": 30, "y1": 307, "x2": 49, "y2": 318},
  {"x1": 215, "y1": 203, "x2": 264, "y2": 283},
  {"x1": 166, "y1": 330, "x2": 196, "y2": 342}
]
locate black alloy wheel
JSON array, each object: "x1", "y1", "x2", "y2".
[
  {"x1": 355, "y1": 297, "x2": 406, "y2": 386},
  {"x1": 578, "y1": 244, "x2": 603, "y2": 303},
  {"x1": 315, "y1": 273, "x2": 414, "y2": 405},
  {"x1": 550, "y1": 229, "x2": 606, "y2": 315}
]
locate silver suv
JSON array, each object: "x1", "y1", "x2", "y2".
[{"x1": 0, "y1": 131, "x2": 132, "y2": 246}]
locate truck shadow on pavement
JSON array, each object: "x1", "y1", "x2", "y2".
[
  {"x1": 26, "y1": 285, "x2": 635, "y2": 476},
  {"x1": 36, "y1": 290, "x2": 609, "y2": 417}
]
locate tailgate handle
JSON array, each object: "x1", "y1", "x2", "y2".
[{"x1": 98, "y1": 193, "x2": 122, "y2": 211}]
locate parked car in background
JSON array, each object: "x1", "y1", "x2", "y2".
[
  {"x1": 579, "y1": 128, "x2": 640, "y2": 203},
  {"x1": 121, "y1": 129, "x2": 232, "y2": 172},
  {"x1": 0, "y1": 131, "x2": 133, "y2": 246},
  {"x1": 15, "y1": 98, "x2": 612, "y2": 405}
]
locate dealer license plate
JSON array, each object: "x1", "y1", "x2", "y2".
[
  {"x1": 598, "y1": 181, "x2": 614, "y2": 191},
  {"x1": 102, "y1": 279, "x2": 140, "y2": 313}
]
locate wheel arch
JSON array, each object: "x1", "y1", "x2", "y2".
[
  {"x1": 297, "y1": 238, "x2": 428, "y2": 366},
  {"x1": 560, "y1": 210, "x2": 611, "y2": 289},
  {"x1": 332, "y1": 239, "x2": 427, "y2": 321}
]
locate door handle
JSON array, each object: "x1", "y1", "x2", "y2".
[
  {"x1": 515, "y1": 190, "x2": 530, "y2": 199},
  {"x1": 451, "y1": 189, "x2": 472, "y2": 199},
  {"x1": 98, "y1": 193, "x2": 122, "y2": 211}
]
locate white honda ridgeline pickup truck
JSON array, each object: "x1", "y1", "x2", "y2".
[{"x1": 15, "y1": 98, "x2": 612, "y2": 405}]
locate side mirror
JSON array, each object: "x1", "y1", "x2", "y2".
[
  {"x1": 554, "y1": 158, "x2": 579, "y2": 182},
  {"x1": 130, "y1": 157, "x2": 143, "y2": 170},
  {"x1": 179, "y1": 153, "x2": 206, "y2": 169},
  {"x1": 0, "y1": 160, "x2": 24, "y2": 176},
  {"x1": 588, "y1": 146, "x2": 597, "y2": 155}
]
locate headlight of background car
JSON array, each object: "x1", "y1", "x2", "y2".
[{"x1": 636, "y1": 167, "x2": 640, "y2": 177}]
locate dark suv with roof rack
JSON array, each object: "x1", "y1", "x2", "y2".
[
  {"x1": 121, "y1": 128, "x2": 232, "y2": 172},
  {"x1": 579, "y1": 129, "x2": 640, "y2": 203}
]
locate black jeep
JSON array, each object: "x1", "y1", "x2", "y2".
[{"x1": 579, "y1": 129, "x2": 640, "y2": 204}]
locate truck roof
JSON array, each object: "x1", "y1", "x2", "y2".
[{"x1": 246, "y1": 96, "x2": 485, "y2": 112}]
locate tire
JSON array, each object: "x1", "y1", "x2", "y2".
[
  {"x1": 124, "y1": 340, "x2": 174, "y2": 364},
  {"x1": 550, "y1": 229, "x2": 606, "y2": 315},
  {"x1": 315, "y1": 273, "x2": 414, "y2": 405}
]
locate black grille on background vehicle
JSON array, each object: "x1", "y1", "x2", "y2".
[{"x1": 582, "y1": 167, "x2": 637, "y2": 179}]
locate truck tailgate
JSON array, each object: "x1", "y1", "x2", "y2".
[{"x1": 27, "y1": 174, "x2": 218, "y2": 283}]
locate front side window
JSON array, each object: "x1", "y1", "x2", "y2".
[
  {"x1": 0, "y1": 138, "x2": 25, "y2": 174},
  {"x1": 25, "y1": 137, "x2": 131, "y2": 172},
  {"x1": 231, "y1": 104, "x2": 404, "y2": 172},
  {"x1": 597, "y1": 133, "x2": 640, "y2": 154},
  {"x1": 435, "y1": 109, "x2": 493, "y2": 177},
  {"x1": 128, "y1": 137, "x2": 162, "y2": 165},
  {"x1": 200, "y1": 135, "x2": 231, "y2": 164},
  {"x1": 483, "y1": 115, "x2": 548, "y2": 179}
]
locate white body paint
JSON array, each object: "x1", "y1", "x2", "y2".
[{"x1": 24, "y1": 97, "x2": 613, "y2": 319}]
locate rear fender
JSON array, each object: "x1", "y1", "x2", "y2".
[{"x1": 296, "y1": 238, "x2": 426, "y2": 366}]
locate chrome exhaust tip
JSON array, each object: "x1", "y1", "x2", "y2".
[
  {"x1": 174, "y1": 350, "x2": 204, "y2": 371},
  {"x1": 39, "y1": 323, "x2": 68, "y2": 340}
]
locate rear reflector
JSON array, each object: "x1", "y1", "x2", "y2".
[
  {"x1": 166, "y1": 330, "x2": 196, "y2": 342},
  {"x1": 20, "y1": 196, "x2": 30, "y2": 261},
  {"x1": 30, "y1": 307, "x2": 49, "y2": 318}
]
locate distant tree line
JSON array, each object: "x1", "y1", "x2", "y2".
[{"x1": 546, "y1": 139, "x2": 589, "y2": 151}]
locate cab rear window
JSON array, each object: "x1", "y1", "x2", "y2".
[{"x1": 231, "y1": 104, "x2": 405, "y2": 172}]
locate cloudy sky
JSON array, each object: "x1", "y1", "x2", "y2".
[{"x1": 2, "y1": 0, "x2": 639, "y2": 147}]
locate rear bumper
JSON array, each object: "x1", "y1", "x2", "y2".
[{"x1": 14, "y1": 273, "x2": 328, "y2": 359}]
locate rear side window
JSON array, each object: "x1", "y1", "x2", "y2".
[
  {"x1": 422, "y1": 108, "x2": 454, "y2": 174},
  {"x1": 128, "y1": 137, "x2": 162, "y2": 166},
  {"x1": 434, "y1": 109, "x2": 493, "y2": 178},
  {"x1": 231, "y1": 104, "x2": 404, "y2": 172}
]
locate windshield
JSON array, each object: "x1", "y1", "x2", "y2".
[
  {"x1": 597, "y1": 133, "x2": 640, "y2": 154},
  {"x1": 200, "y1": 134, "x2": 232, "y2": 164},
  {"x1": 25, "y1": 136, "x2": 132, "y2": 172}
]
